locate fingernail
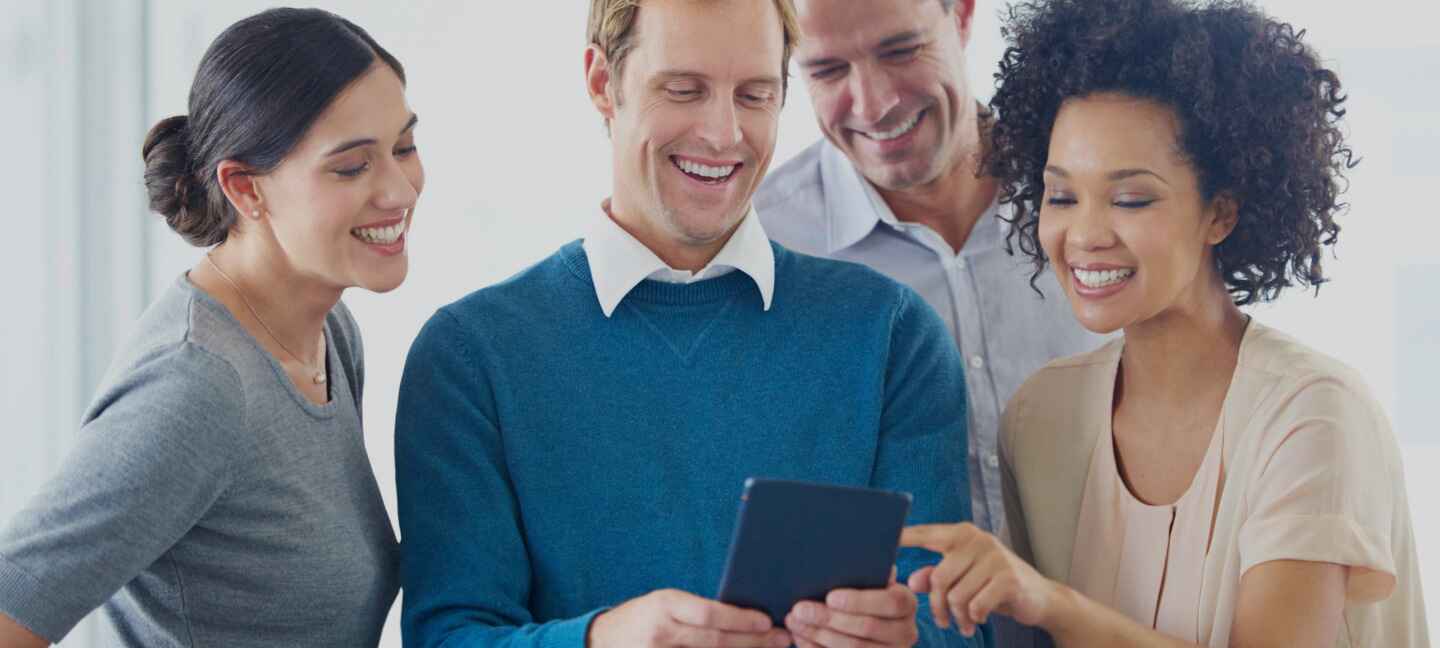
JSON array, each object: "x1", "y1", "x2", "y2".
[{"x1": 795, "y1": 604, "x2": 816, "y2": 622}]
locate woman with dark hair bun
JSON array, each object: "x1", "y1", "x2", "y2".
[
  {"x1": 0, "y1": 7, "x2": 423, "y2": 647},
  {"x1": 896, "y1": 0, "x2": 1427, "y2": 646}
]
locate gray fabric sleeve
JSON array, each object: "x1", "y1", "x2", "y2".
[{"x1": 0, "y1": 342, "x2": 245, "y2": 642}]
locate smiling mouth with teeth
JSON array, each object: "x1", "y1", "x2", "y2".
[
  {"x1": 672, "y1": 156, "x2": 741, "y2": 184},
  {"x1": 1072, "y1": 266, "x2": 1135, "y2": 289},
  {"x1": 351, "y1": 220, "x2": 406, "y2": 245},
  {"x1": 861, "y1": 109, "x2": 926, "y2": 141}
]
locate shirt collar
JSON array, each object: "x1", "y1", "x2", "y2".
[
  {"x1": 820, "y1": 140, "x2": 885, "y2": 253},
  {"x1": 582, "y1": 200, "x2": 775, "y2": 318},
  {"x1": 819, "y1": 138, "x2": 1009, "y2": 256}
]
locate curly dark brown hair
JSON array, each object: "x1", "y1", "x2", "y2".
[{"x1": 985, "y1": 0, "x2": 1356, "y2": 305}]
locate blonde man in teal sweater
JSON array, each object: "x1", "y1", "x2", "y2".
[{"x1": 395, "y1": 2, "x2": 985, "y2": 647}]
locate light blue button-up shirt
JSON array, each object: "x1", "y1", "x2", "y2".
[{"x1": 756, "y1": 139, "x2": 1109, "y2": 534}]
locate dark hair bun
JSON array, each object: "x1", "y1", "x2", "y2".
[{"x1": 142, "y1": 115, "x2": 229, "y2": 247}]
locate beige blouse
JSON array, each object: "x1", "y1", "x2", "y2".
[
  {"x1": 999, "y1": 321, "x2": 1429, "y2": 647},
  {"x1": 1069, "y1": 406, "x2": 1224, "y2": 642}
]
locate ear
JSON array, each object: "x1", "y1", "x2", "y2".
[
  {"x1": 215, "y1": 160, "x2": 265, "y2": 221},
  {"x1": 585, "y1": 45, "x2": 617, "y2": 125},
  {"x1": 951, "y1": 0, "x2": 978, "y2": 48},
  {"x1": 1205, "y1": 193, "x2": 1240, "y2": 245}
]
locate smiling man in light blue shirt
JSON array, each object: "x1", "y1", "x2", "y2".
[{"x1": 756, "y1": 0, "x2": 1106, "y2": 535}]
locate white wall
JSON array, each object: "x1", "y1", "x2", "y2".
[
  {"x1": 2, "y1": 1, "x2": 148, "y2": 644},
  {"x1": 3, "y1": 2, "x2": 1434, "y2": 646}
]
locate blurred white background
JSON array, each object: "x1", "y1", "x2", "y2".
[{"x1": 1, "y1": 1, "x2": 1435, "y2": 645}]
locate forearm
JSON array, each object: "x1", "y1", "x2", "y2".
[
  {"x1": 404, "y1": 610, "x2": 604, "y2": 648},
  {"x1": 0, "y1": 612, "x2": 47, "y2": 648},
  {"x1": 1043, "y1": 584, "x2": 1196, "y2": 648}
]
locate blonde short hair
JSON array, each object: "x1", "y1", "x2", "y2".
[{"x1": 587, "y1": 0, "x2": 801, "y2": 99}]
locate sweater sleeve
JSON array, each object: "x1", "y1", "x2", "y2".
[
  {"x1": 0, "y1": 343, "x2": 244, "y2": 642},
  {"x1": 395, "y1": 308, "x2": 604, "y2": 648},
  {"x1": 871, "y1": 289, "x2": 991, "y2": 648}
]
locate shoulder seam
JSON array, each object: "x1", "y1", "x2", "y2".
[{"x1": 184, "y1": 297, "x2": 249, "y2": 490}]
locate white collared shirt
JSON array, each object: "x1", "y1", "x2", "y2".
[{"x1": 582, "y1": 202, "x2": 775, "y2": 318}]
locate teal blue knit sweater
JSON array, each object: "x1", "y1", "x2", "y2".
[{"x1": 396, "y1": 241, "x2": 985, "y2": 648}]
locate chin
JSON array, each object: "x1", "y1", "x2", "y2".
[
  {"x1": 1064, "y1": 295, "x2": 1133, "y2": 336},
  {"x1": 863, "y1": 158, "x2": 941, "y2": 192},
  {"x1": 1077, "y1": 316, "x2": 1126, "y2": 336},
  {"x1": 666, "y1": 206, "x2": 747, "y2": 244},
  {"x1": 358, "y1": 267, "x2": 409, "y2": 294}
]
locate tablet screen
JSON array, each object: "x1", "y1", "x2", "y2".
[{"x1": 715, "y1": 478, "x2": 913, "y2": 625}]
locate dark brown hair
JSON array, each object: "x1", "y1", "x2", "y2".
[{"x1": 142, "y1": 8, "x2": 405, "y2": 247}]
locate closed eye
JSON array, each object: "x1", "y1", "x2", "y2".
[
  {"x1": 336, "y1": 162, "x2": 369, "y2": 178},
  {"x1": 810, "y1": 64, "x2": 847, "y2": 81},
  {"x1": 882, "y1": 46, "x2": 922, "y2": 61},
  {"x1": 740, "y1": 92, "x2": 775, "y2": 107}
]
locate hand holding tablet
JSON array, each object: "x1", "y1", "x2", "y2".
[{"x1": 716, "y1": 478, "x2": 923, "y2": 647}]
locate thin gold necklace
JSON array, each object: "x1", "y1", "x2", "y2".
[{"x1": 205, "y1": 253, "x2": 327, "y2": 385}]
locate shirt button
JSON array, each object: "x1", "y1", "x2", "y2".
[
  {"x1": 968, "y1": 355, "x2": 985, "y2": 370},
  {"x1": 954, "y1": 258, "x2": 968, "y2": 271},
  {"x1": 987, "y1": 454, "x2": 1000, "y2": 469}
]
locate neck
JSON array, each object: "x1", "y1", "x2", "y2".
[
  {"x1": 1117, "y1": 272, "x2": 1249, "y2": 411},
  {"x1": 604, "y1": 197, "x2": 739, "y2": 273},
  {"x1": 193, "y1": 236, "x2": 341, "y2": 362},
  {"x1": 873, "y1": 104, "x2": 997, "y2": 254}
]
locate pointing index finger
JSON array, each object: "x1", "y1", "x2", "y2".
[{"x1": 899, "y1": 524, "x2": 955, "y2": 552}]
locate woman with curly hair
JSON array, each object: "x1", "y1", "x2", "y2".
[{"x1": 896, "y1": 0, "x2": 1428, "y2": 646}]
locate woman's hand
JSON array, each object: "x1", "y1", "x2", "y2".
[{"x1": 900, "y1": 523, "x2": 1059, "y2": 637}]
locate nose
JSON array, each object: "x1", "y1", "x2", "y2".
[
  {"x1": 1067, "y1": 199, "x2": 1118, "y2": 252},
  {"x1": 695, "y1": 95, "x2": 743, "y2": 151},
  {"x1": 374, "y1": 154, "x2": 421, "y2": 213},
  {"x1": 849, "y1": 65, "x2": 901, "y2": 126}
]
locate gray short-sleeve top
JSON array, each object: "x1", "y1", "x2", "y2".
[{"x1": 0, "y1": 275, "x2": 399, "y2": 647}]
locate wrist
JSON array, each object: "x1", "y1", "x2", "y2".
[
  {"x1": 1038, "y1": 580, "x2": 1086, "y2": 640},
  {"x1": 585, "y1": 609, "x2": 611, "y2": 648}
]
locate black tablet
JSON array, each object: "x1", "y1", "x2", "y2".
[{"x1": 715, "y1": 478, "x2": 913, "y2": 626}]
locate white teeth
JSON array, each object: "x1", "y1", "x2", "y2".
[
  {"x1": 351, "y1": 222, "x2": 404, "y2": 245},
  {"x1": 867, "y1": 111, "x2": 922, "y2": 141},
  {"x1": 1073, "y1": 267, "x2": 1134, "y2": 289},
  {"x1": 675, "y1": 158, "x2": 737, "y2": 179}
]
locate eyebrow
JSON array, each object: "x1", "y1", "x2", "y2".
[
  {"x1": 1044, "y1": 165, "x2": 1170, "y2": 185},
  {"x1": 800, "y1": 30, "x2": 924, "y2": 69},
  {"x1": 324, "y1": 113, "x2": 420, "y2": 157},
  {"x1": 653, "y1": 70, "x2": 782, "y2": 88}
]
